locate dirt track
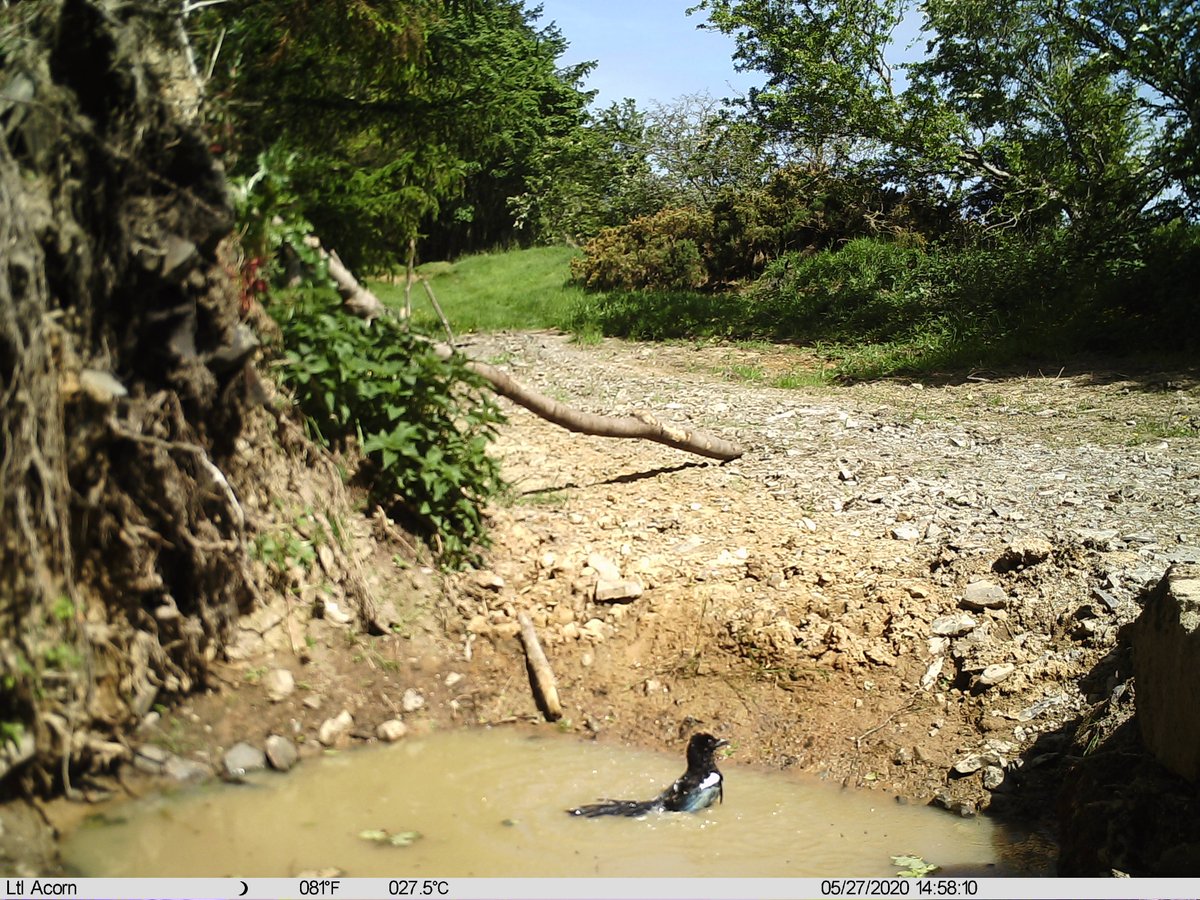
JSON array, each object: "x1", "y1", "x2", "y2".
[{"x1": 446, "y1": 332, "x2": 1200, "y2": 852}]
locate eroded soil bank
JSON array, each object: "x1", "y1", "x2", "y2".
[{"x1": 9, "y1": 333, "x2": 1200, "y2": 876}]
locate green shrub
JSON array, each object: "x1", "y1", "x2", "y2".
[
  {"x1": 570, "y1": 207, "x2": 713, "y2": 290},
  {"x1": 747, "y1": 238, "x2": 929, "y2": 341},
  {"x1": 269, "y1": 288, "x2": 505, "y2": 566}
]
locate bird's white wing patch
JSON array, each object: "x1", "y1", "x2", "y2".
[{"x1": 697, "y1": 771, "x2": 721, "y2": 791}]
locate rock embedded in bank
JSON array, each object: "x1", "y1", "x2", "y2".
[
  {"x1": 317, "y1": 710, "x2": 354, "y2": 747},
  {"x1": 1132, "y1": 562, "x2": 1200, "y2": 781},
  {"x1": 931, "y1": 612, "x2": 978, "y2": 637},
  {"x1": 588, "y1": 551, "x2": 644, "y2": 602},
  {"x1": 976, "y1": 663, "x2": 1016, "y2": 688},
  {"x1": 262, "y1": 668, "x2": 295, "y2": 702},
  {"x1": 376, "y1": 719, "x2": 408, "y2": 742},
  {"x1": 959, "y1": 580, "x2": 1009, "y2": 611}
]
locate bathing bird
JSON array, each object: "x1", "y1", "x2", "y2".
[{"x1": 567, "y1": 732, "x2": 728, "y2": 818}]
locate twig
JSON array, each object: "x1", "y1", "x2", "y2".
[
  {"x1": 850, "y1": 691, "x2": 922, "y2": 750},
  {"x1": 403, "y1": 236, "x2": 416, "y2": 320},
  {"x1": 419, "y1": 277, "x2": 455, "y2": 344}
]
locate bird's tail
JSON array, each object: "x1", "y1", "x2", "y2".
[{"x1": 567, "y1": 797, "x2": 662, "y2": 818}]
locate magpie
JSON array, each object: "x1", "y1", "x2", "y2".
[{"x1": 567, "y1": 732, "x2": 729, "y2": 818}]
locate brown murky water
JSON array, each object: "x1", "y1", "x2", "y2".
[{"x1": 62, "y1": 728, "x2": 1021, "y2": 877}]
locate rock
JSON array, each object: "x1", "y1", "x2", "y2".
[
  {"x1": 472, "y1": 570, "x2": 505, "y2": 591},
  {"x1": 931, "y1": 612, "x2": 978, "y2": 637},
  {"x1": 1092, "y1": 588, "x2": 1121, "y2": 612},
  {"x1": 932, "y1": 790, "x2": 977, "y2": 817},
  {"x1": 164, "y1": 755, "x2": 210, "y2": 782},
  {"x1": 864, "y1": 644, "x2": 898, "y2": 666},
  {"x1": 594, "y1": 578, "x2": 644, "y2": 603},
  {"x1": 132, "y1": 743, "x2": 170, "y2": 775},
  {"x1": 223, "y1": 742, "x2": 267, "y2": 777},
  {"x1": 319, "y1": 598, "x2": 353, "y2": 625},
  {"x1": 265, "y1": 735, "x2": 299, "y2": 772},
  {"x1": 960, "y1": 580, "x2": 1009, "y2": 610},
  {"x1": 977, "y1": 663, "x2": 1016, "y2": 688},
  {"x1": 1017, "y1": 694, "x2": 1066, "y2": 722},
  {"x1": 79, "y1": 368, "x2": 128, "y2": 404},
  {"x1": 376, "y1": 719, "x2": 408, "y2": 742},
  {"x1": 579, "y1": 618, "x2": 607, "y2": 642},
  {"x1": 919, "y1": 656, "x2": 944, "y2": 691},
  {"x1": 891, "y1": 524, "x2": 921, "y2": 542},
  {"x1": 263, "y1": 668, "x2": 295, "y2": 702},
  {"x1": 982, "y1": 765, "x2": 1006, "y2": 790},
  {"x1": 1076, "y1": 528, "x2": 1121, "y2": 551},
  {"x1": 952, "y1": 753, "x2": 986, "y2": 775},
  {"x1": 317, "y1": 710, "x2": 354, "y2": 747},
  {"x1": 401, "y1": 689, "x2": 425, "y2": 713},
  {"x1": 1132, "y1": 563, "x2": 1200, "y2": 781},
  {"x1": 444, "y1": 672, "x2": 464, "y2": 688},
  {"x1": 993, "y1": 538, "x2": 1052, "y2": 571},
  {"x1": 160, "y1": 234, "x2": 198, "y2": 279},
  {"x1": 586, "y1": 552, "x2": 622, "y2": 582}
]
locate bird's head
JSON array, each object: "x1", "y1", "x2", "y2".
[{"x1": 686, "y1": 732, "x2": 729, "y2": 768}]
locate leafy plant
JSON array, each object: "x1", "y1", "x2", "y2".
[
  {"x1": 270, "y1": 288, "x2": 504, "y2": 566},
  {"x1": 571, "y1": 207, "x2": 714, "y2": 291}
]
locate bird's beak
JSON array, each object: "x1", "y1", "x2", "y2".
[{"x1": 715, "y1": 738, "x2": 730, "y2": 748}]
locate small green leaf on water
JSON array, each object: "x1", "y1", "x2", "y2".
[
  {"x1": 892, "y1": 855, "x2": 939, "y2": 877},
  {"x1": 388, "y1": 830, "x2": 422, "y2": 847},
  {"x1": 358, "y1": 829, "x2": 389, "y2": 843},
  {"x1": 501, "y1": 818, "x2": 519, "y2": 827}
]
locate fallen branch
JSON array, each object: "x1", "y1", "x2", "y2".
[
  {"x1": 319, "y1": 240, "x2": 745, "y2": 462},
  {"x1": 517, "y1": 611, "x2": 563, "y2": 722}
]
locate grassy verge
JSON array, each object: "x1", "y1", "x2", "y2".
[
  {"x1": 369, "y1": 241, "x2": 1200, "y2": 383},
  {"x1": 369, "y1": 245, "x2": 585, "y2": 334}
]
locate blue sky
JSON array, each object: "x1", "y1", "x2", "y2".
[{"x1": 533, "y1": 1, "x2": 763, "y2": 108}]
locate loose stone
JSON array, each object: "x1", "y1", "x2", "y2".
[
  {"x1": 317, "y1": 710, "x2": 354, "y2": 746},
  {"x1": 223, "y1": 741, "x2": 267, "y2": 777},
  {"x1": 960, "y1": 580, "x2": 1009, "y2": 611},
  {"x1": 977, "y1": 663, "x2": 1016, "y2": 687},
  {"x1": 376, "y1": 719, "x2": 408, "y2": 742},
  {"x1": 265, "y1": 735, "x2": 299, "y2": 772},
  {"x1": 594, "y1": 578, "x2": 644, "y2": 602},
  {"x1": 931, "y1": 613, "x2": 978, "y2": 636}
]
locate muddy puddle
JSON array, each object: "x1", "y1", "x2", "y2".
[{"x1": 62, "y1": 728, "x2": 1039, "y2": 877}]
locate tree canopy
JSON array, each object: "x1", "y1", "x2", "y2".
[
  {"x1": 197, "y1": 0, "x2": 594, "y2": 267},
  {"x1": 691, "y1": 0, "x2": 1199, "y2": 231}
]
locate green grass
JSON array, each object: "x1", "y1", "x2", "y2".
[
  {"x1": 369, "y1": 246, "x2": 585, "y2": 334},
  {"x1": 366, "y1": 245, "x2": 1200, "y2": 384}
]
